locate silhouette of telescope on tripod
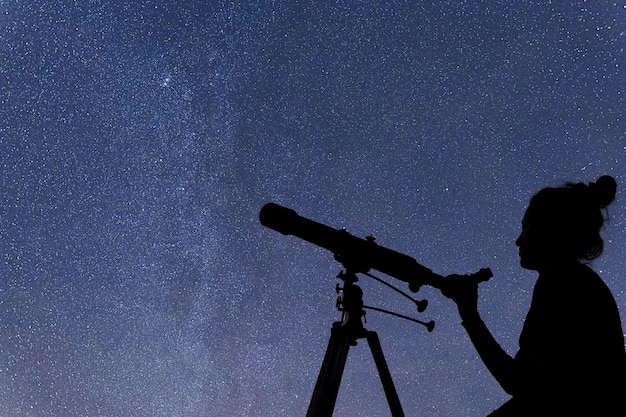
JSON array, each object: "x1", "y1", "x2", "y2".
[
  {"x1": 259, "y1": 202, "x2": 491, "y2": 292},
  {"x1": 260, "y1": 203, "x2": 492, "y2": 417}
]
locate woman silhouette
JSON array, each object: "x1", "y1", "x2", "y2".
[{"x1": 442, "y1": 175, "x2": 626, "y2": 416}]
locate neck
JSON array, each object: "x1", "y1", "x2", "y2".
[{"x1": 536, "y1": 257, "x2": 579, "y2": 274}]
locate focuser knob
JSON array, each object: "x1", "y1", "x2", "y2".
[
  {"x1": 426, "y1": 320, "x2": 435, "y2": 332},
  {"x1": 336, "y1": 296, "x2": 343, "y2": 311},
  {"x1": 409, "y1": 281, "x2": 422, "y2": 293}
]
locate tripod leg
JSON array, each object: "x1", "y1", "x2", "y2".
[
  {"x1": 306, "y1": 322, "x2": 352, "y2": 417},
  {"x1": 366, "y1": 331, "x2": 405, "y2": 417}
]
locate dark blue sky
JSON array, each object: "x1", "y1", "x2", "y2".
[{"x1": 1, "y1": 1, "x2": 624, "y2": 416}]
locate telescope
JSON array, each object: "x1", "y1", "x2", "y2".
[
  {"x1": 259, "y1": 202, "x2": 492, "y2": 292},
  {"x1": 260, "y1": 202, "x2": 492, "y2": 417}
]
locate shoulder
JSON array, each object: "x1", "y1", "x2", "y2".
[
  {"x1": 544, "y1": 262, "x2": 621, "y2": 324},
  {"x1": 539, "y1": 262, "x2": 603, "y2": 292},
  {"x1": 535, "y1": 262, "x2": 614, "y2": 313},
  {"x1": 568, "y1": 262, "x2": 615, "y2": 301}
]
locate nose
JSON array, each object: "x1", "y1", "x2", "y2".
[{"x1": 515, "y1": 233, "x2": 522, "y2": 247}]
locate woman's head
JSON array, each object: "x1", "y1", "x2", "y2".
[{"x1": 516, "y1": 175, "x2": 617, "y2": 269}]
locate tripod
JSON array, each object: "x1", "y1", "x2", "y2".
[{"x1": 306, "y1": 270, "x2": 405, "y2": 417}]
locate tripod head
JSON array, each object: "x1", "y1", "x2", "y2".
[{"x1": 334, "y1": 269, "x2": 435, "y2": 332}]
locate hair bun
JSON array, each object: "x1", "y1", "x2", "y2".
[{"x1": 590, "y1": 175, "x2": 617, "y2": 208}]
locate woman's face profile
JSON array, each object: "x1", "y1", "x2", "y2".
[
  {"x1": 516, "y1": 209, "x2": 554, "y2": 271},
  {"x1": 516, "y1": 218, "x2": 542, "y2": 271},
  {"x1": 516, "y1": 205, "x2": 572, "y2": 271}
]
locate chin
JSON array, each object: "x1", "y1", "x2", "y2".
[{"x1": 519, "y1": 258, "x2": 539, "y2": 271}]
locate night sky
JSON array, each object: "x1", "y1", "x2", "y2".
[{"x1": 1, "y1": 1, "x2": 624, "y2": 416}]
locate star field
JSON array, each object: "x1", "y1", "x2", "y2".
[{"x1": 0, "y1": 1, "x2": 624, "y2": 416}]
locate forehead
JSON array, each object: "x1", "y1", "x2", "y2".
[
  {"x1": 523, "y1": 195, "x2": 562, "y2": 228},
  {"x1": 522, "y1": 200, "x2": 547, "y2": 226},
  {"x1": 522, "y1": 204, "x2": 535, "y2": 225}
]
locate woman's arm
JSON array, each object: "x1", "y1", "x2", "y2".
[
  {"x1": 441, "y1": 276, "x2": 519, "y2": 395},
  {"x1": 457, "y1": 305, "x2": 519, "y2": 394}
]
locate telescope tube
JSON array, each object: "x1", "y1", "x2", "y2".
[{"x1": 260, "y1": 202, "x2": 441, "y2": 290}]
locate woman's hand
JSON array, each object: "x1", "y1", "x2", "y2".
[{"x1": 439, "y1": 274, "x2": 480, "y2": 317}]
